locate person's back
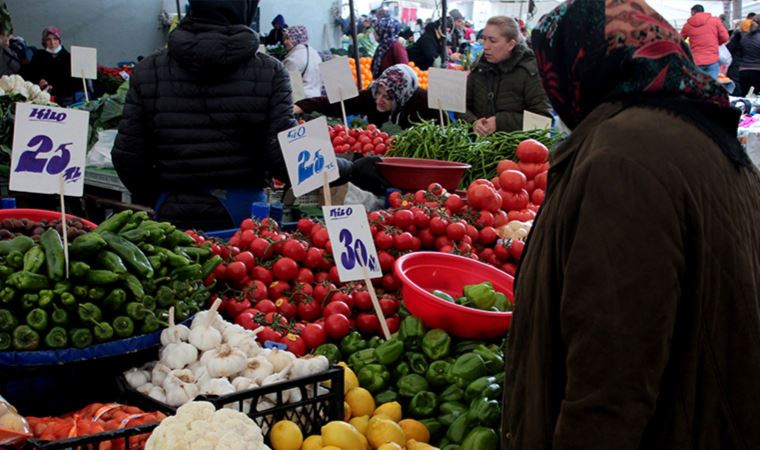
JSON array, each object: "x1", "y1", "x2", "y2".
[
  {"x1": 681, "y1": 11, "x2": 729, "y2": 67},
  {"x1": 407, "y1": 21, "x2": 442, "y2": 70}
]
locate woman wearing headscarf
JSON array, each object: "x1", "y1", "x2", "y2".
[
  {"x1": 23, "y1": 26, "x2": 75, "y2": 105},
  {"x1": 282, "y1": 26, "x2": 323, "y2": 98},
  {"x1": 294, "y1": 64, "x2": 437, "y2": 129},
  {"x1": 263, "y1": 14, "x2": 287, "y2": 45},
  {"x1": 502, "y1": 1, "x2": 760, "y2": 449},
  {"x1": 407, "y1": 18, "x2": 451, "y2": 70},
  {"x1": 371, "y1": 17, "x2": 408, "y2": 79}
]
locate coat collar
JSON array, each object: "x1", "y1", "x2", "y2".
[{"x1": 473, "y1": 44, "x2": 532, "y2": 74}]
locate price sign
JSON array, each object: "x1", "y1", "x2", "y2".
[
  {"x1": 10, "y1": 103, "x2": 89, "y2": 196},
  {"x1": 319, "y1": 57, "x2": 359, "y2": 104},
  {"x1": 288, "y1": 69, "x2": 306, "y2": 103},
  {"x1": 522, "y1": 110, "x2": 552, "y2": 131},
  {"x1": 277, "y1": 116, "x2": 339, "y2": 197},
  {"x1": 427, "y1": 67, "x2": 468, "y2": 113},
  {"x1": 71, "y1": 46, "x2": 97, "y2": 79},
  {"x1": 323, "y1": 204, "x2": 382, "y2": 282}
]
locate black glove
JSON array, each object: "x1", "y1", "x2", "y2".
[{"x1": 349, "y1": 155, "x2": 390, "y2": 196}]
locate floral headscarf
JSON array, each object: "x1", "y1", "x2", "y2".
[
  {"x1": 371, "y1": 17, "x2": 401, "y2": 78},
  {"x1": 370, "y1": 64, "x2": 419, "y2": 113},
  {"x1": 284, "y1": 26, "x2": 309, "y2": 47}
]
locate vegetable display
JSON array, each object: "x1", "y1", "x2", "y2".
[
  {"x1": 330, "y1": 123, "x2": 393, "y2": 156},
  {"x1": 433, "y1": 281, "x2": 513, "y2": 312},
  {"x1": 0, "y1": 217, "x2": 91, "y2": 241}
]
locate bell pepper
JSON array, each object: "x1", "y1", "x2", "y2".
[
  {"x1": 314, "y1": 343, "x2": 342, "y2": 364},
  {"x1": 70, "y1": 232, "x2": 108, "y2": 258},
  {"x1": 431, "y1": 289, "x2": 455, "y2": 302},
  {"x1": 103, "y1": 288, "x2": 128, "y2": 312},
  {"x1": 409, "y1": 391, "x2": 437, "y2": 418},
  {"x1": 39, "y1": 229, "x2": 65, "y2": 281},
  {"x1": 422, "y1": 328, "x2": 451, "y2": 361},
  {"x1": 467, "y1": 398, "x2": 500, "y2": 427},
  {"x1": 156, "y1": 285, "x2": 175, "y2": 307},
  {"x1": 123, "y1": 274, "x2": 145, "y2": 300},
  {"x1": 142, "y1": 295, "x2": 157, "y2": 311},
  {"x1": 166, "y1": 230, "x2": 197, "y2": 248},
  {"x1": 0, "y1": 287, "x2": 15, "y2": 304},
  {"x1": 13, "y1": 324, "x2": 40, "y2": 350},
  {"x1": 340, "y1": 331, "x2": 367, "y2": 355},
  {"x1": 366, "y1": 335, "x2": 382, "y2": 349},
  {"x1": 20, "y1": 293, "x2": 39, "y2": 310},
  {"x1": 78, "y1": 303, "x2": 102, "y2": 322},
  {"x1": 92, "y1": 321, "x2": 114, "y2": 341},
  {"x1": 95, "y1": 209, "x2": 133, "y2": 234},
  {"x1": 0, "y1": 308, "x2": 18, "y2": 332},
  {"x1": 69, "y1": 328, "x2": 93, "y2": 348},
  {"x1": 426, "y1": 360, "x2": 451, "y2": 387},
  {"x1": 394, "y1": 361, "x2": 410, "y2": 378},
  {"x1": 420, "y1": 418, "x2": 445, "y2": 443},
  {"x1": 399, "y1": 316, "x2": 425, "y2": 350},
  {"x1": 6, "y1": 250, "x2": 24, "y2": 269},
  {"x1": 51, "y1": 306, "x2": 69, "y2": 326},
  {"x1": 460, "y1": 427, "x2": 498, "y2": 450},
  {"x1": 348, "y1": 348, "x2": 377, "y2": 372},
  {"x1": 398, "y1": 300, "x2": 411, "y2": 319},
  {"x1": 440, "y1": 443, "x2": 460, "y2": 450},
  {"x1": 455, "y1": 340, "x2": 482, "y2": 355},
  {"x1": 357, "y1": 363, "x2": 390, "y2": 392},
  {"x1": 405, "y1": 352, "x2": 429, "y2": 375},
  {"x1": 53, "y1": 280, "x2": 71, "y2": 295},
  {"x1": 148, "y1": 255, "x2": 163, "y2": 271},
  {"x1": 439, "y1": 412, "x2": 460, "y2": 427},
  {"x1": 22, "y1": 245, "x2": 45, "y2": 273},
  {"x1": 102, "y1": 231, "x2": 154, "y2": 278},
  {"x1": 60, "y1": 292, "x2": 76, "y2": 306},
  {"x1": 397, "y1": 373, "x2": 429, "y2": 397},
  {"x1": 141, "y1": 312, "x2": 163, "y2": 333},
  {"x1": 0, "y1": 264, "x2": 14, "y2": 280},
  {"x1": 26, "y1": 308, "x2": 48, "y2": 332},
  {"x1": 448, "y1": 353, "x2": 487, "y2": 387},
  {"x1": 374, "y1": 390, "x2": 399, "y2": 405},
  {"x1": 374, "y1": 337, "x2": 404, "y2": 365},
  {"x1": 113, "y1": 316, "x2": 135, "y2": 338},
  {"x1": 70, "y1": 261, "x2": 91, "y2": 278},
  {"x1": 463, "y1": 282, "x2": 497, "y2": 310},
  {"x1": 6, "y1": 271, "x2": 49, "y2": 291},
  {"x1": 87, "y1": 270, "x2": 121, "y2": 286},
  {"x1": 96, "y1": 250, "x2": 128, "y2": 274},
  {"x1": 0, "y1": 235, "x2": 34, "y2": 256},
  {"x1": 440, "y1": 401, "x2": 468, "y2": 416},
  {"x1": 88, "y1": 287, "x2": 107, "y2": 301},
  {"x1": 44, "y1": 326, "x2": 68, "y2": 348},
  {"x1": 446, "y1": 414, "x2": 472, "y2": 444},
  {"x1": 0, "y1": 331, "x2": 10, "y2": 350},
  {"x1": 174, "y1": 301, "x2": 192, "y2": 321},
  {"x1": 136, "y1": 241, "x2": 156, "y2": 253},
  {"x1": 440, "y1": 384, "x2": 464, "y2": 402},
  {"x1": 38, "y1": 290, "x2": 54, "y2": 309},
  {"x1": 465, "y1": 376, "x2": 502, "y2": 402},
  {"x1": 473, "y1": 344, "x2": 504, "y2": 375},
  {"x1": 493, "y1": 292, "x2": 511, "y2": 311},
  {"x1": 73, "y1": 285, "x2": 89, "y2": 299}
]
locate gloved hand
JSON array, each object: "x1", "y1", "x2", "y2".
[{"x1": 349, "y1": 155, "x2": 390, "y2": 196}]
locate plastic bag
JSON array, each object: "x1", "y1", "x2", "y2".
[
  {"x1": 719, "y1": 44, "x2": 733, "y2": 68},
  {"x1": 86, "y1": 129, "x2": 118, "y2": 169},
  {"x1": 0, "y1": 394, "x2": 32, "y2": 446}
]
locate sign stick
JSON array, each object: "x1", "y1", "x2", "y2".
[
  {"x1": 81, "y1": 70, "x2": 89, "y2": 103},
  {"x1": 58, "y1": 175, "x2": 70, "y2": 279},
  {"x1": 364, "y1": 268, "x2": 391, "y2": 340},
  {"x1": 438, "y1": 99, "x2": 445, "y2": 127},
  {"x1": 322, "y1": 171, "x2": 332, "y2": 207},
  {"x1": 339, "y1": 87, "x2": 349, "y2": 135}
]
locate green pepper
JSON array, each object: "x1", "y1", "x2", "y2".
[
  {"x1": 398, "y1": 300, "x2": 411, "y2": 319},
  {"x1": 422, "y1": 328, "x2": 451, "y2": 361},
  {"x1": 0, "y1": 308, "x2": 18, "y2": 332},
  {"x1": 70, "y1": 261, "x2": 91, "y2": 278},
  {"x1": 397, "y1": 373, "x2": 429, "y2": 397},
  {"x1": 431, "y1": 289, "x2": 455, "y2": 302},
  {"x1": 406, "y1": 352, "x2": 429, "y2": 375},
  {"x1": 20, "y1": 293, "x2": 39, "y2": 310},
  {"x1": 22, "y1": 245, "x2": 45, "y2": 273},
  {"x1": 123, "y1": 274, "x2": 145, "y2": 300},
  {"x1": 0, "y1": 287, "x2": 15, "y2": 304},
  {"x1": 148, "y1": 255, "x2": 163, "y2": 271},
  {"x1": 156, "y1": 285, "x2": 174, "y2": 307},
  {"x1": 493, "y1": 292, "x2": 511, "y2": 311},
  {"x1": 39, "y1": 229, "x2": 65, "y2": 281},
  {"x1": 409, "y1": 391, "x2": 437, "y2": 418},
  {"x1": 73, "y1": 285, "x2": 89, "y2": 299},
  {"x1": 166, "y1": 230, "x2": 196, "y2": 248},
  {"x1": 69, "y1": 328, "x2": 93, "y2": 348},
  {"x1": 174, "y1": 301, "x2": 192, "y2": 321},
  {"x1": 96, "y1": 250, "x2": 128, "y2": 274},
  {"x1": 171, "y1": 264, "x2": 201, "y2": 281},
  {"x1": 101, "y1": 231, "x2": 154, "y2": 278},
  {"x1": 6, "y1": 250, "x2": 24, "y2": 269},
  {"x1": 0, "y1": 331, "x2": 10, "y2": 350},
  {"x1": 156, "y1": 248, "x2": 189, "y2": 268},
  {"x1": 467, "y1": 398, "x2": 500, "y2": 427},
  {"x1": 341, "y1": 332, "x2": 367, "y2": 355},
  {"x1": 373, "y1": 337, "x2": 404, "y2": 365},
  {"x1": 465, "y1": 376, "x2": 502, "y2": 402},
  {"x1": 103, "y1": 288, "x2": 127, "y2": 312},
  {"x1": 440, "y1": 444, "x2": 460, "y2": 450},
  {"x1": 60, "y1": 292, "x2": 76, "y2": 306},
  {"x1": 426, "y1": 360, "x2": 451, "y2": 387},
  {"x1": 399, "y1": 316, "x2": 425, "y2": 350},
  {"x1": 95, "y1": 209, "x2": 133, "y2": 234},
  {"x1": 463, "y1": 282, "x2": 497, "y2": 310},
  {"x1": 142, "y1": 295, "x2": 157, "y2": 311},
  {"x1": 92, "y1": 321, "x2": 114, "y2": 341},
  {"x1": 201, "y1": 255, "x2": 223, "y2": 279},
  {"x1": 144, "y1": 226, "x2": 167, "y2": 245},
  {"x1": 374, "y1": 390, "x2": 398, "y2": 405},
  {"x1": 51, "y1": 306, "x2": 69, "y2": 326},
  {"x1": 44, "y1": 326, "x2": 68, "y2": 348},
  {"x1": 419, "y1": 418, "x2": 445, "y2": 443},
  {"x1": 12, "y1": 324, "x2": 40, "y2": 351},
  {"x1": 440, "y1": 401, "x2": 467, "y2": 417},
  {"x1": 314, "y1": 343, "x2": 342, "y2": 364},
  {"x1": 439, "y1": 412, "x2": 461, "y2": 427},
  {"x1": 113, "y1": 316, "x2": 135, "y2": 338},
  {"x1": 460, "y1": 427, "x2": 498, "y2": 450},
  {"x1": 78, "y1": 303, "x2": 102, "y2": 322},
  {"x1": 439, "y1": 384, "x2": 464, "y2": 403},
  {"x1": 455, "y1": 296, "x2": 471, "y2": 307},
  {"x1": 38, "y1": 290, "x2": 54, "y2": 309},
  {"x1": 366, "y1": 335, "x2": 382, "y2": 349},
  {"x1": 448, "y1": 353, "x2": 487, "y2": 387},
  {"x1": 86, "y1": 270, "x2": 121, "y2": 285},
  {"x1": 446, "y1": 414, "x2": 472, "y2": 444},
  {"x1": 473, "y1": 344, "x2": 504, "y2": 375},
  {"x1": 70, "y1": 232, "x2": 108, "y2": 258},
  {"x1": 0, "y1": 264, "x2": 14, "y2": 280},
  {"x1": 394, "y1": 361, "x2": 410, "y2": 378},
  {"x1": 26, "y1": 308, "x2": 48, "y2": 332},
  {"x1": 357, "y1": 364, "x2": 390, "y2": 392},
  {"x1": 455, "y1": 341, "x2": 482, "y2": 355},
  {"x1": 347, "y1": 347, "x2": 377, "y2": 372},
  {"x1": 0, "y1": 235, "x2": 34, "y2": 256},
  {"x1": 140, "y1": 312, "x2": 162, "y2": 333},
  {"x1": 88, "y1": 287, "x2": 107, "y2": 301},
  {"x1": 52, "y1": 280, "x2": 71, "y2": 295},
  {"x1": 136, "y1": 241, "x2": 155, "y2": 253},
  {"x1": 120, "y1": 211, "x2": 148, "y2": 232}
]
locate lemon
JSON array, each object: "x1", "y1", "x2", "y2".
[
  {"x1": 270, "y1": 420, "x2": 303, "y2": 450},
  {"x1": 373, "y1": 402, "x2": 402, "y2": 422},
  {"x1": 343, "y1": 401, "x2": 352, "y2": 421},
  {"x1": 366, "y1": 418, "x2": 406, "y2": 449},
  {"x1": 321, "y1": 421, "x2": 365, "y2": 450},
  {"x1": 406, "y1": 439, "x2": 438, "y2": 450},
  {"x1": 399, "y1": 419, "x2": 430, "y2": 443},
  {"x1": 301, "y1": 435, "x2": 322, "y2": 450},
  {"x1": 338, "y1": 362, "x2": 359, "y2": 393},
  {"x1": 345, "y1": 387, "x2": 375, "y2": 418},
  {"x1": 377, "y1": 443, "x2": 404, "y2": 450},
  {"x1": 349, "y1": 415, "x2": 370, "y2": 435},
  {"x1": 368, "y1": 413, "x2": 393, "y2": 427},
  {"x1": 321, "y1": 447, "x2": 342, "y2": 450}
]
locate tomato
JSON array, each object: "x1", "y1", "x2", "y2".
[
  {"x1": 479, "y1": 248, "x2": 498, "y2": 266},
  {"x1": 494, "y1": 210, "x2": 510, "y2": 227},
  {"x1": 257, "y1": 326, "x2": 282, "y2": 344},
  {"x1": 251, "y1": 266, "x2": 273, "y2": 285},
  {"x1": 508, "y1": 209, "x2": 536, "y2": 222},
  {"x1": 418, "y1": 228, "x2": 435, "y2": 249},
  {"x1": 328, "y1": 266, "x2": 341, "y2": 284},
  {"x1": 377, "y1": 251, "x2": 395, "y2": 272},
  {"x1": 393, "y1": 209, "x2": 414, "y2": 229},
  {"x1": 412, "y1": 190, "x2": 427, "y2": 204},
  {"x1": 467, "y1": 184, "x2": 499, "y2": 211},
  {"x1": 427, "y1": 182, "x2": 445, "y2": 196},
  {"x1": 313, "y1": 283, "x2": 332, "y2": 303},
  {"x1": 298, "y1": 300, "x2": 322, "y2": 322},
  {"x1": 381, "y1": 273, "x2": 402, "y2": 291},
  {"x1": 256, "y1": 299, "x2": 277, "y2": 314},
  {"x1": 435, "y1": 235, "x2": 452, "y2": 250},
  {"x1": 276, "y1": 297, "x2": 297, "y2": 319},
  {"x1": 235, "y1": 308, "x2": 259, "y2": 329},
  {"x1": 497, "y1": 159, "x2": 520, "y2": 174},
  {"x1": 491, "y1": 177, "x2": 501, "y2": 190},
  {"x1": 379, "y1": 298, "x2": 399, "y2": 315},
  {"x1": 374, "y1": 143, "x2": 387, "y2": 154},
  {"x1": 281, "y1": 333, "x2": 307, "y2": 356},
  {"x1": 439, "y1": 245, "x2": 455, "y2": 253},
  {"x1": 394, "y1": 232, "x2": 415, "y2": 251},
  {"x1": 516, "y1": 139, "x2": 550, "y2": 163},
  {"x1": 479, "y1": 226, "x2": 499, "y2": 245},
  {"x1": 509, "y1": 239, "x2": 525, "y2": 260},
  {"x1": 356, "y1": 313, "x2": 380, "y2": 334},
  {"x1": 226, "y1": 261, "x2": 247, "y2": 282},
  {"x1": 500, "y1": 189, "x2": 530, "y2": 212},
  {"x1": 385, "y1": 315, "x2": 401, "y2": 334},
  {"x1": 429, "y1": 216, "x2": 449, "y2": 235},
  {"x1": 245, "y1": 280, "x2": 269, "y2": 301},
  {"x1": 532, "y1": 189, "x2": 545, "y2": 205},
  {"x1": 499, "y1": 170, "x2": 528, "y2": 192},
  {"x1": 353, "y1": 290, "x2": 373, "y2": 310},
  {"x1": 518, "y1": 161, "x2": 544, "y2": 180},
  {"x1": 213, "y1": 263, "x2": 227, "y2": 282},
  {"x1": 224, "y1": 297, "x2": 251, "y2": 318},
  {"x1": 268, "y1": 281, "x2": 290, "y2": 299},
  {"x1": 471, "y1": 178, "x2": 495, "y2": 188},
  {"x1": 444, "y1": 194, "x2": 465, "y2": 214},
  {"x1": 494, "y1": 242, "x2": 510, "y2": 261},
  {"x1": 323, "y1": 300, "x2": 351, "y2": 317},
  {"x1": 311, "y1": 228, "x2": 330, "y2": 248},
  {"x1": 240, "y1": 218, "x2": 255, "y2": 231},
  {"x1": 235, "y1": 251, "x2": 255, "y2": 270},
  {"x1": 301, "y1": 323, "x2": 327, "y2": 349},
  {"x1": 303, "y1": 247, "x2": 324, "y2": 269},
  {"x1": 324, "y1": 313, "x2": 351, "y2": 339},
  {"x1": 295, "y1": 267, "x2": 314, "y2": 284},
  {"x1": 272, "y1": 257, "x2": 299, "y2": 281},
  {"x1": 501, "y1": 262, "x2": 517, "y2": 275},
  {"x1": 534, "y1": 171, "x2": 548, "y2": 191},
  {"x1": 412, "y1": 210, "x2": 430, "y2": 228},
  {"x1": 239, "y1": 229, "x2": 256, "y2": 248},
  {"x1": 291, "y1": 282, "x2": 313, "y2": 301},
  {"x1": 476, "y1": 210, "x2": 495, "y2": 228},
  {"x1": 249, "y1": 238, "x2": 272, "y2": 259},
  {"x1": 410, "y1": 236, "x2": 422, "y2": 251},
  {"x1": 446, "y1": 222, "x2": 466, "y2": 241},
  {"x1": 388, "y1": 191, "x2": 403, "y2": 208},
  {"x1": 281, "y1": 240, "x2": 307, "y2": 262}
]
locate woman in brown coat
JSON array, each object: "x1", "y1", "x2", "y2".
[{"x1": 503, "y1": 1, "x2": 760, "y2": 449}]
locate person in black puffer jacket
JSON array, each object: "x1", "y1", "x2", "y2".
[
  {"x1": 407, "y1": 18, "x2": 452, "y2": 70},
  {"x1": 113, "y1": 0, "x2": 387, "y2": 230}
]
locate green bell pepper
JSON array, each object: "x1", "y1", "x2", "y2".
[
  {"x1": 373, "y1": 337, "x2": 404, "y2": 365},
  {"x1": 465, "y1": 376, "x2": 502, "y2": 402},
  {"x1": 88, "y1": 287, "x2": 107, "y2": 301},
  {"x1": 419, "y1": 418, "x2": 445, "y2": 443},
  {"x1": 70, "y1": 261, "x2": 91, "y2": 278},
  {"x1": 493, "y1": 292, "x2": 511, "y2": 311},
  {"x1": 69, "y1": 328, "x2": 93, "y2": 349},
  {"x1": 439, "y1": 384, "x2": 464, "y2": 403},
  {"x1": 394, "y1": 361, "x2": 410, "y2": 378},
  {"x1": 473, "y1": 344, "x2": 504, "y2": 375},
  {"x1": 431, "y1": 289, "x2": 455, "y2": 302},
  {"x1": 440, "y1": 401, "x2": 468, "y2": 416},
  {"x1": 455, "y1": 340, "x2": 481, "y2": 355},
  {"x1": 126, "y1": 302, "x2": 148, "y2": 321},
  {"x1": 6, "y1": 250, "x2": 24, "y2": 269},
  {"x1": 340, "y1": 331, "x2": 367, "y2": 355},
  {"x1": 409, "y1": 391, "x2": 437, "y2": 418},
  {"x1": 405, "y1": 352, "x2": 429, "y2": 375},
  {"x1": 422, "y1": 328, "x2": 451, "y2": 361},
  {"x1": 123, "y1": 274, "x2": 145, "y2": 300},
  {"x1": 52, "y1": 280, "x2": 71, "y2": 296},
  {"x1": 426, "y1": 360, "x2": 451, "y2": 387},
  {"x1": 39, "y1": 229, "x2": 65, "y2": 281},
  {"x1": 6, "y1": 271, "x2": 49, "y2": 291},
  {"x1": 148, "y1": 255, "x2": 163, "y2": 271},
  {"x1": 0, "y1": 264, "x2": 14, "y2": 280},
  {"x1": 448, "y1": 353, "x2": 487, "y2": 387},
  {"x1": 201, "y1": 255, "x2": 223, "y2": 279},
  {"x1": 22, "y1": 245, "x2": 45, "y2": 273},
  {"x1": 156, "y1": 248, "x2": 189, "y2": 268},
  {"x1": 357, "y1": 364, "x2": 390, "y2": 392},
  {"x1": 12, "y1": 324, "x2": 40, "y2": 350},
  {"x1": 366, "y1": 336, "x2": 382, "y2": 348},
  {"x1": 0, "y1": 235, "x2": 34, "y2": 256},
  {"x1": 73, "y1": 285, "x2": 89, "y2": 299},
  {"x1": 460, "y1": 427, "x2": 498, "y2": 450},
  {"x1": 70, "y1": 232, "x2": 107, "y2": 258},
  {"x1": 95, "y1": 210, "x2": 133, "y2": 234},
  {"x1": 101, "y1": 231, "x2": 154, "y2": 279},
  {"x1": 441, "y1": 444, "x2": 460, "y2": 450},
  {"x1": 170, "y1": 264, "x2": 201, "y2": 281},
  {"x1": 60, "y1": 292, "x2": 76, "y2": 306},
  {"x1": 439, "y1": 412, "x2": 461, "y2": 427},
  {"x1": 314, "y1": 343, "x2": 341, "y2": 364},
  {"x1": 38, "y1": 290, "x2": 54, "y2": 309},
  {"x1": 463, "y1": 282, "x2": 497, "y2": 310},
  {"x1": 78, "y1": 303, "x2": 102, "y2": 322},
  {"x1": 140, "y1": 312, "x2": 162, "y2": 333},
  {"x1": 96, "y1": 250, "x2": 129, "y2": 274},
  {"x1": 44, "y1": 326, "x2": 68, "y2": 349},
  {"x1": 348, "y1": 348, "x2": 377, "y2": 372},
  {"x1": 51, "y1": 306, "x2": 69, "y2": 326},
  {"x1": 0, "y1": 308, "x2": 18, "y2": 332},
  {"x1": 374, "y1": 390, "x2": 399, "y2": 405},
  {"x1": 446, "y1": 414, "x2": 472, "y2": 444},
  {"x1": 87, "y1": 270, "x2": 121, "y2": 286},
  {"x1": 397, "y1": 373, "x2": 429, "y2": 397},
  {"x1": 113, "y1": 316, "x2": 135, "y2": 338},
  {"x1": 103, "y1": 288, "x2": 127, "y2": 312},
  {"x1": 0, "y1": 331, "x2": 10, "y2": 350},
  {"x1": 26, "y1": 308, "x2": 48, "y2": 332},
  {"x1": 92, "y1": 321, "x2": 114, "y2": 341},
  {"x1": 156, "y1": 285, "x2": 174, "y2": 307},
  {"x1": 20, "y1": 293, "x2": 39, "y2": 310},
  {"x1": 467, "y1": 398, "x2": 500, "y2": 427},
  {"x1": 399, "y1": 316, "x2": 425, "y2": 350},
  {"x1": 0, "y1": 287, "x2": 15, "y2": 304}
]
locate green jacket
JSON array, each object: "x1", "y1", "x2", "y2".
[{"x1": 460, "y1": 44, "x2": 552, "y2": 132}]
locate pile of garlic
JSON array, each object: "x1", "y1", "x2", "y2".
[{"x1": 124, "y1": 300, "x2": 330, "y2": 410}]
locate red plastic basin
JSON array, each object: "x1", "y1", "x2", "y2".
[
  {"x1": 0, "y1": 208, "x2": 97, "y2": 229},
  {"x1": 394, "y1": 251, "x2": 514, "y2": 339},
  {"x1": 375, "y1": 157, "x2": 471, "y2": 192}
]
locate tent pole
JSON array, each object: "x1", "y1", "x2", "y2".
[
  {"x1": 441, "y1": 0, "x2": 447, "y2": 68},
  {"x1": 349, "y1": 0, "x2": 362, "y2": 89}
]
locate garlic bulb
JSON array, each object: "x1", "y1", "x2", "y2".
[
  {"x1": 240, "y1": 356, "x2": 274, "y2": 384},
  {"x1": 227, "y1": 330, "x2": 263, "y2": 357},
  {"x1": 160, "y1": 306, "x2": 190, "y2": 346},
  {"x1": 163, "y1": 369, "x2": 199, "y2": 407},
  {"x1": 124, "y1": 367, "x2": 150, "y2": 389},
  {"x1": 200, "y1": 344, "x2": 247, "y2": 378},
  {"x1": 262, "y1": 369, "x2": 290, "y2": 403},
  {"x1": 151, "y1": 363, "x2": 171, "y2": 386},
  {"x1": 289, "y1": 355, "x2": 329, "y2": 379},
  {"x1": 266, "y1": 348, "x2": 296, "y2": 373},
  {"x1": 286, "y1": 387, "x2": 302, "y2": 404},
  {"x1": 231, "y1": 376, "x2": 257, "y2": 392},
  {"x1": 189, "y1": 299, "x2": 223, "y2": 351},
  {"x1": 221, "y1": 322, "x2": 246, "y2": 342},
  {"x1": 148, "y1": 386, "x2": 167, "y2": 403},
  {"x1": 200, "y1": 377, "x2": 236, "y2": 397},
  {"x1": 137, "y1": 382, "x2": 155, "y2": 395},
  {"x1": 160, "y1": 341, "x2": 198, "y2": 370}
]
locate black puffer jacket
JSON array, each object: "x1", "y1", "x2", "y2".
[{"x1": 112, "y1": 15, "x2": 295, "y2": 228}]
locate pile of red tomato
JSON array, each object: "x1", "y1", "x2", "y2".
[{"x1": 329, "y1": 124, "x2": 392, "y2": 156}]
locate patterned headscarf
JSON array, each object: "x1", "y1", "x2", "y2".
[
  {"x1": 531, "y1": 0, "x2": 729, "y2": 130},
  {"x1": 371, "y1": 17, "x2": 402, "y2": 78},
  {"x1": 41, "y1": 26, "x2": 61, "y2": 46},
  {"x1": 370, "y1": 64, "x2": 419, "y2": 112},
  {"x1": 284, "y1": 26, "x2": 309, "y2": 47}
]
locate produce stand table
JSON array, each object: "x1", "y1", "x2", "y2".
[{"x1": 84, "y1": 166, "x2": 130, "y2": 204}]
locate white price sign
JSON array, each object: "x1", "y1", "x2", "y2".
[
  {"x1": 319, "y1": 57, "x2": 359, "y2": 104},
  {"x1": 71, "y1": 46, "x2": 97, "y2": 79},
  {"x1": 288, "y1": 69, "x2": 306, "y2": 103},
  {"x1": 427, "y1": 67, "x2": 468, "y2": 113},
  {"x1": 9, "y1": 103, "x2": 89, "y2": 196},
  {"x1": 323, "y1": 204, "x2": 382, "y2": 282},
  {"x1": 277, "y1": 116, "x2": 340, "y2": 197},
  {"x1": 522, "y1": 110, "x2": 552, "y2": 131}
]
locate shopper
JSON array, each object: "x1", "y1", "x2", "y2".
[
  {"x1": 23, "y1": 27, "x2": 75, "y2": 105},
  {"x1": 734, "y1": 16, "x2": 760, "y2": 96},
  {"x1": 282, "y1": 26, "x2": 323, "y2": 98},
  {"x1": 294, "y1": 64, "x2": 437, "y2": 129},
  {"x1": 448, "y1": 9, "x2": 467, "y2": 53},
  {"x1": 413, "y1": 18, "x2": 424, "y2": 41},
  {"x1": 740, "y1": 12, "x2": 756, "y2": 33},
  {"x1": 407, "y1": 18, "x2": 451, "y2": 70},
  {"x1": 681, "y1": 4, "x2": 729, "y2": 79},
  {"x1": 371, "y1": 17, "x2": 407, "y2": 78},
  {"x1": 503, "y1": 1, "x2": 760, "y2": 449},
  {"x1": 113, "y1": 0, "x2": 386, "y2": 229},
  {"x1": 263, "y1": 14, "x2": 287, "y2": 46},
  {"x1": 0, "y1": 26, "x2": 28, "y2": 77},
  {"x1": 459, "y1": 16, "x2": 551, "y2": 135}
]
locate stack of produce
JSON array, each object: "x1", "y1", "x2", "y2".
[
  {"x1": 0, "y1": 75, "x2": 54, "y2": 162},
  {"x1": 407, "y1": 62, "x2": 428, "y2": 90},
  {"x1": 344, "y1": 316, "x2": 503, "y2": 449},
  {"x1": 0, "y1": 216, "x2": 91, "y2": 241},
  {"x1": 97, "y1": 64, "x2": 133, "y2": 95},
  {"x1": 348, "y1": 56, "x2": 373, "y2": 89},
  {"x1": 0, "y1": 211, "x2": 217, "y2": 351},
  {"x1": 329, "y1": 123, "x2": 392, "y2": 156}
]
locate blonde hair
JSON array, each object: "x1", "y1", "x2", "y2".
[{"x1": 486, "y1": 16, "x2": 524, "y2": 44}]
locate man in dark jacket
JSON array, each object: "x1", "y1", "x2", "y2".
[{"x1": 113, "y1": 0, "x2": 385, "y2": 229}]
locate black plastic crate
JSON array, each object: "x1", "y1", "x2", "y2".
[
  {"x1": 119, "y1": 365, "x2": 345, "y2": 437},
  {"x1": 25, "y1": 422, "x2": 159, "y2": 450}
]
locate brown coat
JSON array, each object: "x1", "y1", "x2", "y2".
[{"x1": 503, "y1": 102, "x2": 760, "y2": 450}]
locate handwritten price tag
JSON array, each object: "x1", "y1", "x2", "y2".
[
  {"x1": 323, "y1": 204, "x2": 382, "y2": 282},
  {"x1": 277, "y1": 116, "x2": 339, "y2": 197},
  {"x1": 10, "y1": 103, "x2": 89, "y2": 196}
]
